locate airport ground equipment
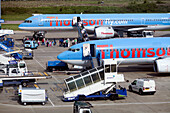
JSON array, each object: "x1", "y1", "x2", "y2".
[
  {"x1": 63, "y1": 59, "x2": 127, "y2": 102},
  {"x1": 129, "y1": 78, "x2": 156, "y2": 95},
  {"x1": 0, "y1": 58, "x2": 28, "y2": 75},
  {"x1": 0, "y1": 36, "x2": 14, "y2": 48},
  {"x1": 18, "y1": 86, "x2": 48, "y2": 106},
  {"x1": 46, "y1": 60, "x2": 68, "y2": 72},
  {"x1": 0, "y1": 59, "x2": 51, "y2": 87},
  {"x1": 0, "y1": 41, "x2": 22, "y2": 59},
  {"x1": 72, "y1": 17, "x2": 89, "y2": 42},
  {"x1": 74, "y1": 101, "x2": 93, "y2": 113},
  {"x1": 24, "y1": 40, "x2": 38, "y2": 49},
  {"x1": 0, "y1": 30, "x2": 14, "y2": 37},
  {"x1": 0, "y1": 38, "x2": 33, "y2": 59},
  {"x1": 0, "y1": 71, "x2": 51, "y2": 87},
  {"x1": 21, "y1": 49, "x2": 33, "y2": 59}
]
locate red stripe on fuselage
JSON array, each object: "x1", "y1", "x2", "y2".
[
  {"x1": 97, "y1": 44, "x2": 168, "y2": 59},
  {"x1": 97, "y1": 45, "x2": 108, "y2": 59}
]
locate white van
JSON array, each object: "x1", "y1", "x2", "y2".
[{"x1": 129, "y1": 78, "x2": 156, "y2": 95}]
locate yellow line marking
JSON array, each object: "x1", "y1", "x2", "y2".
[
  {"x1": 39, "y1": 72, "x2": 43, "y2": 76},
  {"x1": 44, "y1": 72, "x2": 48, "y2": 76},
  {"x1": 34, "y1": 84, "x2": 39, "y2": 88},
  {"x1": 51, "y1": 87, "x2": 55, "y2": 92}
]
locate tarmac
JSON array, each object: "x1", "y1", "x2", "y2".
[{"x1": 0, "y1": 31, "x2": 170, "y2": 113}]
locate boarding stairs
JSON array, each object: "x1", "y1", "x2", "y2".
[
  {"x1": 72, "y1": 17, "x2": 89, "y2": 42},
  {"x1": 0, "y1": 42, "x2": 22, "y2": 60},
  {"x1": 63, "y1": 59, "x2": 125, "y2": 99}
]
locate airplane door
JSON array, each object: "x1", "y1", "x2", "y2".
[
  {"x1": 90, "y1": 44, "x2": 96, "y2": 57},
  {"x1": 83, "y1": 43, "x2": 90, "y2": 57},
  {"x1": 72, "y1": 17, "x2": 81, "y2": 26},
  {"x1": 39, "y1": 17, "x2": 44, "y2": 26},
  {"x1": 141, "y1": 18, "x2": 145, "y2": 25},
  {"x1": 83, "y1": 43, "x2": 96, "y2": 57}
]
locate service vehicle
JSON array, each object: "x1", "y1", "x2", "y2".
[
  {"x1": 18, "y1": 86, "x2": 48, "y2": 106},
  {"x1": 63, "y1": 59, "x2": 127, "y2": 102},
  {"x1": 0, "y1": 60, "x2": 51, "y2": 87},
  {"x1": 0, "y1": 59, "x2": 27, "y2": 75},
  {"x1": 46, "y1": 60, "x2": 68, "y2": 72},
  {"x1": 74, "y1": 101, "x2": 93, "y2": 113},
  {"x1": 129, "y1": 78, "x2": 156, "y2": 95},
  {"x1": 24, "y1": 40, "x2": 38, "y2": 49},
  {"x1": 21, "y1": 49, "x2": 34, "y2": 59}
]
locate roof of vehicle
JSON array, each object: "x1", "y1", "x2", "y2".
[
  {"x1": 74, "y1": 101, "x2": 93, "y2": 108},
  {"x1": 136, "y1": 78, "x2": 155, "y2": 82}
]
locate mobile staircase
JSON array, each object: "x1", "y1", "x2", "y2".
[
  {"x1": 63, "y1": 59, "x2": 127, "y2": 101},
  {"x1": 72, "y1": 17, "x2": 89, "y2": 42}
]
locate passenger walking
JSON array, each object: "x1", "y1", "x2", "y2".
[
  {"x1": 74, "y1": 38, "x2": 77, "y2": 44},
  {"x1": 53, "y1": 39, "x2": 56, "y2": 46},
  {"x1": 46, "y1": 39, "x2": 49, "y2": 47},
  {"x1": 38, "y1": 39, "x2": 40, "y2": 46},
  {"x1": 42, "y1": 38, "x2": 45, "y2": 45},
  {"x1": 67, "y1": 38, "x2": 70, "y2": 47}
]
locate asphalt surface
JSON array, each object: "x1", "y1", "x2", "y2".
[{"x1": 0, "y1": 31, "x2": 170, "y2": 113}]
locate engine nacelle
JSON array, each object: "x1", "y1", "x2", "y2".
[
  {"x1": 154, "y1": 57, "x2": 170, "y2": 73},
  {"x1": 94, "y1": 27, "x2": 114, "y2": 38}
]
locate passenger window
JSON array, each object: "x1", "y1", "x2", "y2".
[
  {"x1": 67, "y1": 81, "x2": 77, "y2": 92},
  {"x1": 84, "y1": 76, "x2": 92, "y2": 86},
  {"x1": 91, "y1": 73, "x2": 100, "y2": 83},
  {"x1": 75, "y1": 78, "x2": 85, "y2": 89},
  {"x1": 99, "y1": 70, "x2": 104, "y2": 80}
]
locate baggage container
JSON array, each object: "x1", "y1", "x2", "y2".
[{"x1": 20, "y1": 87, "x2": 48, "y2": 105}]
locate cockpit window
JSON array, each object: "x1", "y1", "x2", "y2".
[
  {"x1": 68, "y1": 48, "x2": 72, "y2": 51},
  {"x1": 24, "y1": 20, "x2": 32, "y2": 23},
  {"x1": 68, "y1": 48, "x2": 80, "y2": 52}
]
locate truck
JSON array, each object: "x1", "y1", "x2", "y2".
[
  {"x1": 62, "y1": 59, "x2": 127, "y2": 102},
  {"x1": 46, "y1": 60, "x2": 68, "y2": 72},
  {"x1": 74, "y1": 101, "x2": 93, "y2": 113},
  {"x1": 18, "y1": 86, "x2": 48, "y2": 106},
  {"x1": 0, "y1": 59, "x2": 51, "y2": 87},
  {"x1": 0, "y1": 59, "x2": 27, "y2": 75}
]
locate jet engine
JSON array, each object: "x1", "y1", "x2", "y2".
[
  {"x1": 154, "y1": 57, "x2": 170, "y2": 73},
  {"x1": 94, "y1": 27, "x2": 114, "y2": 38}
]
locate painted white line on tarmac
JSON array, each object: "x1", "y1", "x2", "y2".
[
  {"x1": 1, "y1": 101, "x2": 170, "y2": 108},
  {"x1": 48, "y1": 98, "x2": 55, "y2": 107},
  {"x1": 34, "y1": 58, "x2": 46, "y2": 69},
  {"x1": 51, "y1": 74, "x2": 61, "y2": 83}
]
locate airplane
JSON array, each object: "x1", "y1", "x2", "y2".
[
  {"x1": 57, "y1": 37, "x2": 170, "y2": 73},
  {"x1": 19, "y1": 13, "x2": 170, "y2": 39}
]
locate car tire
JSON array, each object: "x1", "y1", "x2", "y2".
[
  {"x1": 139, "y1": 89, "x2": 143, "y2": 95},
  {"x1": 129, "y1": 86, "x2": 133, "y2": 92},
  {"x1": 24, "y1": 102, "x2": 27, "y2": 106},
  {"x1": 150, "y1": 92, "x2": 155, "y2": 95}
]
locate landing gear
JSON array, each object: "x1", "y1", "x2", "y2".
[{"x1": 33, "y1": 31, "x2": 46, "y2": 40}]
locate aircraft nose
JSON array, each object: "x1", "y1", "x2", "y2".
[
  {"x1": 57, "y1": 52, "x2": 67, "y2": 61},
  {"x1": 18, "y1": 24, "x2": 23, "y2": 30}
]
